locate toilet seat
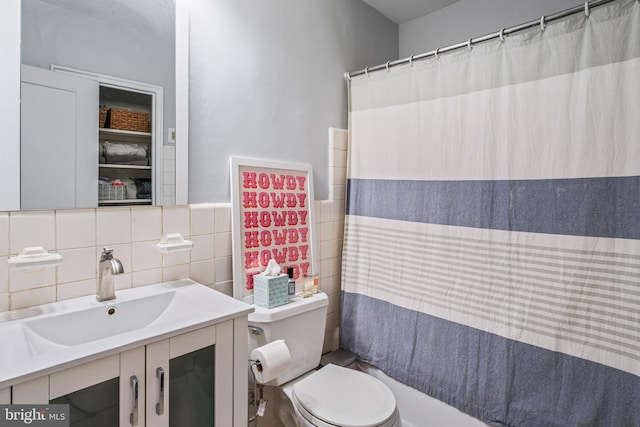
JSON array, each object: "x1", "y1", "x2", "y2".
[{"x1": 291, "y1": 364, "x2": 399, "y2": 427}]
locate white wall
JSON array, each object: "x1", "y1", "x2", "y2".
[
  {"x1": 400, "y1": 0, "x2": 579, "y2": 57},
  {"x1": 0, "y1": 0, "x2": 21, "y2": 211},
  {"x1": 21, "y1": 0, "x2": 176, "y2": 144},
  {"x1": 188, "y1": 0, "x2": 398, "y2": 203}
]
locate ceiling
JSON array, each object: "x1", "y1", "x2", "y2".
[{"x1": 362, "y1": 0, "x2": 460, "y2": 24}]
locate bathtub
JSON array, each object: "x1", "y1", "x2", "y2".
[{"x1": 357, "y1": 362, "x2": 491, "y2": 427}]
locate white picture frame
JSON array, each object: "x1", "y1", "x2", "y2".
[{"x1": 230, "y1": 157, "x2": 318, "y2": 303}]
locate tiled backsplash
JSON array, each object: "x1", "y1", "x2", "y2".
[
  {"x1": 163, "y1": 145, "x2": 176, "y2": 205},
  {"x1": 0, "y1": 128, "x2": 348, "y2": 354}
]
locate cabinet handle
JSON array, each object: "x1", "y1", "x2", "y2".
[
  {"x1": 155, "y1": 367, "x2": 165, "y2": 416},
  {"x1": 130, "y1": 375, "x2": 139, "y2": 426}
]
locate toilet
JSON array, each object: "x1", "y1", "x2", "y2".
[{"x1": 248, "y1": 292, "x2": 401, "y2": 427}]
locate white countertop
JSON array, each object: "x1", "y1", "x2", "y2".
[{"x1": 0, "y1": 279, "x2": 253, "y2": 388}]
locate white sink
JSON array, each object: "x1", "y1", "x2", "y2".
[
  {"x1": 24, "y1": 291, "x2": 176, "y2": 348},
  {"x1": 0, "y1": 279, "x2": 253, "y2": 388}
]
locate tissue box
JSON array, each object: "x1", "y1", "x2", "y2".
[{"x1": 253, "y1": 274, "x2": 288, "y2": 309}]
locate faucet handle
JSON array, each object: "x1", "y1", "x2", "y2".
[{"x1": 101, "y1": 247, "x2": 114, "y2": 261}]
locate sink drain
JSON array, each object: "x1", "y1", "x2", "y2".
[{"x1": 106, "y1": 306, "x2": 117, "y2": 316}]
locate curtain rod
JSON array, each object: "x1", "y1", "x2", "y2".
[{"x1": 346, "y1": 0, "x2": 619, "y2": 79}]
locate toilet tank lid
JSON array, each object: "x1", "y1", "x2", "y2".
[{"x1": 249, "y1": 292, "x2": 328, "y2": 323}]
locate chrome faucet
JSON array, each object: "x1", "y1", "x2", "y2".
[{"x1": 97, "y1": 247, "x2": 124, "y2": 302}]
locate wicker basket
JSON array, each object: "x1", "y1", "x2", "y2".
[
  {"x1": 106, "y1": 108, "x2": 150, "y2": 132},
  {"x1": 99, "y1": 106, "x2": 108, "y2": 128}
]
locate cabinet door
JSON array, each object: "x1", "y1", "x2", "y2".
[
  {"x1": 20, "y1": 64, "x2": 99, "y2": 209},
  {"x1": 13, "y1": 350, "x2": 144, "y2": 427},
  {"x1": 146, "y1": 326, "x2": 216, "y2": 427},
  {"x1": 49, "y1": 355, "x2": 121, "y2": 427},
  {"x1": 119, "y1": 347, "x2": 146, "y2": 427},
  {"x1": 0, "y1": 387, "x2": 10, "y2": 404}
]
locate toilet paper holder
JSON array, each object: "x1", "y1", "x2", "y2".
[
  {"x1": 248, "y1": 357, "x2": 263, "y2": 427},
  {"x1": 248, "y1": 325, "x2": 264, "y2": 336}
]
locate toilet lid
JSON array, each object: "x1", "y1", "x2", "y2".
[{"x1": 292, "y1": 364, "x2": 397, "y2": 427}]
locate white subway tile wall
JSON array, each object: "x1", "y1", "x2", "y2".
[
  {"x1": 0, "y1": 213, "x2": 9, "y2": 256},
  {"x1": 57, "y1": 278, "x2": 96, "y2": 301},
  {"x1": 191, "y1": 234, "x2": 215, "y2": 262},
  {"x1": 320, "y1": 127, "x2": 347, "y2": 354},
  {"x1": 97, "y1": 208, "x2": 131, "y2": 246},
  {"x1": 0, "y1": 292, "x2": 9, "y2": 312},
  {"x1": 0, "y1": 257, "x2": 7, "y2": 294},
  {"x1": 56, "y1": 209, "x2": 96, "y2": 250},
  {"x1": 131, "y1": 206, "x2": 162, "y2": 242},
  {"x1": 132, "y1": 268, "x2": 163, "y2": 288},
  {"x1": 10, "y1": 264, "x2": 56, "y2": 293},
  {"x1": 10, "y1": 210, "x2": 56, "y2": 254},
  {"x1": 132, "y1": 241, "x2": 163, "y2": 271},
  {"x1": 0, "y1": 128, "x2": 349, "y2": 363},
  {"x1": 190, "y1": 203, "x2": 216, "y2": 235},
  {"x1": 163, "y1": 145, "x2": 176, "y2": 206},
  {"x1": 57, "y1": 248, "x2": 96, "y2": 284},
  {"x1": 162, "y1": 205, "x2": 190, "y2": 237},
  {"x1": 11, "y1": 286, "x2": 56, "y2": 311}
]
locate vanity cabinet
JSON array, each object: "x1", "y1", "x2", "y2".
[{"x1": 11, "y1": 323, "x2": 237, "y2": 426}]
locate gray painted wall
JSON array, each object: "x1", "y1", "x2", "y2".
[
  {"x1": 21, "y1": 0, "x2": 176, "y2": 142},
  {"x1": 188, "y1": 0, "x2": 398, "y2": 203},
  {"x1": 400, "y1": 0, "x2": 580, "y2": 57}
]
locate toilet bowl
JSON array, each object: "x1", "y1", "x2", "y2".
[
  {"x1": 248, "y1": 292, "x2": 400, "y2": 427},
  {"x1": 278, "y1": 364, "x2": 400, "y2": 427}
]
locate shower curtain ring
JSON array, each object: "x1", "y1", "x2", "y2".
[
  {"x1": 435, "y1": 48, "x2": 440, "y2": 60},
  {"x1": 499, "y1": 28, "x2": 506, "y2": 42},
  {"x1": 385, "y1": 61, "x2": 391, "y2": 72},
  {"x1": 540, "y1": 15, "x2": 547, "y2": 31},
  {"x1": 365, "y1": 67, "x2": 370, "y2": 77},
  {"x1": 467, "y1": 38, "x2": 473, "y2": 50},
  {"x1": 409, "y1": 55, "x2": 414, "y2": 67},
  {"x1": 584, "y1": 1, "x2": 590, "y2": 17},
  {"x1": 344, "y1": 72, "x2": 351, "y2": 82}
]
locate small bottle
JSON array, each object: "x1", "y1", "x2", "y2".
[{"x1": 287, "y1": 267, "x2": 296, "y2": 296}]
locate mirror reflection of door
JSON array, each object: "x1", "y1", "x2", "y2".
[
  {"x1": 21, "y1": 0, "x2": 176, "y2": 210},
  {"x1": 21, "y1": 65, "x2": 98, "y2": 210}
]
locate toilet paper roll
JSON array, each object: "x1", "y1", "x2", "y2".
[{"x1": 251, "y1": 340, "x2": 292, "y2": 384}]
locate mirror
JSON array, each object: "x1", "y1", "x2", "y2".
[{"x1": 20, "y1": 0, "x2": 177, "y2": 209}]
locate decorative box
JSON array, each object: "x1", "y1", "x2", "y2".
[{"x1": 253, "y1": 274, "x2": 288, "y2": 309}]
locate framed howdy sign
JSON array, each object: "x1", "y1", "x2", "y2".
[{"x1": 230, "y1": 157, "x2": 317, "y2": 303}]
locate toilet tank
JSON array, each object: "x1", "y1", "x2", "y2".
[{"x1": 248, "y1": 292, "x2": 328, "y2": 386}]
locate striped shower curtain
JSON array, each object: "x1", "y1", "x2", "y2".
[{"x1": 341, "y1": 1, "x2": 640, "y2": 425}]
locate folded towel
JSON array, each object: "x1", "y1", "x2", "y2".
[
  {"x1": 115, "y1": 159, "x2": 149, "y2": 166},
  {"x1": 102, "y1": 141, "x2": 148, "y2": 163}
]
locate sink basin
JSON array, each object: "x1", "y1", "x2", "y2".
[
  {"x1": 0, "y1": 323, "x2": 33, "y2": 365},
  {"x1": 0, "y1": 279, "x2": 254, "y2": 388},
  {"x1": 24, "y1": 291, "x2": 176, "y2": 348}
]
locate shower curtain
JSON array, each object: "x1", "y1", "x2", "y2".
[{"x1": 341, "y1": 1, "x2": 640, "y2": 425}]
